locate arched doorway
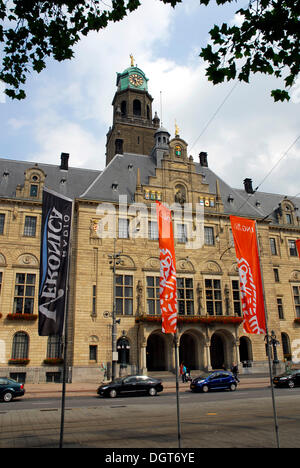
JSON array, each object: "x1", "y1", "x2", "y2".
[
  {"x1": 239, "y1": 336, "x2": 253, "y2": 364},
  {"x1": 210, "y1": 333, "x2": 225, "y2": 369},
  {"x1": 146, "y1": 332, "x2": 167, "y2": 371},
  {"x1": 179, "y1": 334, "x2": 196, "y2": 370}
]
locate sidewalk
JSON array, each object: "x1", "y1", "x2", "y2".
[{"x1": 23, "y1": 375, "x2": 270, "y2": 399}]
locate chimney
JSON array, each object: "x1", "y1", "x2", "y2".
[
  {"x1": 199, "y1": 152, "x2": 208, "y2": 167},
  {"x1": 60, "y1": 152, "x2": 69, "y2": 170},
  {"x1": 243, "y1": 178, "x2": 254, "y2": 194}
]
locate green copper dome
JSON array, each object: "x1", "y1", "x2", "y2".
[{"x1": 116, "y1": 61, "x2": 148, "y2": 92}]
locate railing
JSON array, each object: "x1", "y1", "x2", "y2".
[{"x1": 136, "y1": 314, "x2": 243, "y2": 324}]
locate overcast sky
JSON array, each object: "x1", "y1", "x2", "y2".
[{"x1": 0, "y1": 0, "x2": 299, "y2": 197}]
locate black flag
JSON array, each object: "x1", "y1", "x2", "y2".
[{"x1": 38, "y1": 188, "x2": 73, "y2": 336}]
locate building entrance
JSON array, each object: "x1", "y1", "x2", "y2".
[
  {"x1": 210, "y1": 333, "x2": 225, "y2": 369},
  {"x1": 146, "y1": 332, "x2": 167, "y2": 371}
]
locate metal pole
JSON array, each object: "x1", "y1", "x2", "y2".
[
  {"x1": 174, "y1": 333, "x2": 181, "y2": 448},
  {"x1": 59, "y1": 201, "x2": 74, "y2": 449},
  {"x1": 255, "y1": 223, "x2": 280, "y2": 448},
  {"x1": 109, "y1": 239, "x2": 120, "y2": 381}
]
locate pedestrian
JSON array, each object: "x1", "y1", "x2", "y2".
[
  {"x1": 180, "y1": 362, "x2": 187, "y2": 383},
  {"x1": 231, "y1": 362, "x2": 240, "y2": 382}
]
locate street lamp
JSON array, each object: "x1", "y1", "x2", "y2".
[
  {"x1": 108, "y1": 243, "x2": 122, "y2": 381},
  {"x1": 270, "y1": 330, "x2": 280, "y2": 365},
  {"x1": 117, "y1": 330, "x2": 130, "y2": 376}
]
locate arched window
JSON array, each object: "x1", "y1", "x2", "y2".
[
  {"x1": 47, "y1": 335, "x2": 62, "y2": 359},
  {"x1": 12, "y1": 332, "x2": 29, "y2": 359},
  {"x1": 133, "y1": 99, "x2": 141, "y2": 116},
  {"x1": 147, "y1": 105, "x2": 150, "y2": 120},
  {"x1": 117, "y1": 335, "x2": 130, "y2": 366},
  {"x1": 281, "y1": 333, "x2": 291, "y2": 361}
]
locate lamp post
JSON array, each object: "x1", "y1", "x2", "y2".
[
  {"x1": 117, "y1": 330, "x2": 130, "y2": 376},
  {"x1": 108, "y1": 242, "x2": 121, "y2": 381},
  {"x1": 271, "y1": 330, "x2": 280, "y2": 365}
]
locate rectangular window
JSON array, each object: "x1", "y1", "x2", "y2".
[
  {"x1": 0, "y1": 214, "x2": 5, "y2": 235},
  {"x1": 277, "y1": 298, "x2": 284, "y2": 320},
  {"x1": 274, "y1": 268, "x2": 280, "y2": 282},
  {"x1": 13, "y1": 273, "x2": 36, "y2": 314},
  {"x1": 24, "y1": 216, "x2": 37, "y2": 237},
  {"x1": 47, "y1": 335, "x2": 62, "y2": 359},
  {"x1": 176, "y1": 224, "x2": 188, "y2": 243},
  {"x1": 204, "y1": 226, "x2": 214, "y2": 245},
  {"x1": 92, "y1": 285, "x2": 96, "y2": 316},
  {"x1": 289, "y1": 240, "x2": 297, "y2": 256},
  {"x1": 232, "y1": 280, "x2": 241, "y2": 316},
  {"x1": 118, "y1": 218, "x2": 129, "y2": 239},
  {"x1": 115, "y1": 274, "x2": 133, "y2": 315},
  {"x1": 30, "y1": 184, "x2": 38, "y2": 197},
  {"x1": 177, "y1": 278, "x2": 194, "y2": 315},
  {"x1": 89, "y1": 345, "x2": 97, "y2": 362},
  {"x1": 205, "y1": 279, "x2": 222, "y2": 315},
  {"x1": 293, "y1": 286, "x2": 300, "y2": 317},
  {"x1": 146, "y1": 276, "x2": 160, "y2": 315},
  {"x1": 148, "y1": 221, "x2": 158, "y2": 240},
  {"x1": 270, "y1": 238, "x2": 277, "y2": 255}
]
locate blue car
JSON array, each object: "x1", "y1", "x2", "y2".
[{"x1": 190, "y1": 371, "x2": 237, "y2": 393}]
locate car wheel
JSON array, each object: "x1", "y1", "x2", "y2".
[
  {"x1": 3, "y1": 392, "x2": 13, "y2": 402},
  {"x1": 230, "y1": 383, "x2": 237, "y2": 391},
  {"x1": 202, "y1": 385, "x2": 209, "y2": 393},
  {"x1": 288, "y1": 380, "x2": 295, "y2": 389},
  {"x1": 109, "y1": 389, "x2": 117, "y2": 398},
  {"x1": 148, "y1": 387, "x2": 157, "y2": 396}
]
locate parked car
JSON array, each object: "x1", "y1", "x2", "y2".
[
  {"x1": 273, "y1": 370, "x2": 300, "y2": 388},
  {"x1": 190, "y1": 371, "x2": 237, "y2": 393},
  {"x1": 97, "y1": 375, "x2": 163, "y2": 398},
  {"x1": 0, "y1": 377, "x2": 25, "y2": 402}
]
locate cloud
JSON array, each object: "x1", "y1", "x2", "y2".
[{"x1": 1, "y1": 0, "x2": 299, "y2": 198}]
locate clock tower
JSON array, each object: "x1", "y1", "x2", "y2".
[{"x1": 105, "y1": 58, "x2": 160, "y2": 165}]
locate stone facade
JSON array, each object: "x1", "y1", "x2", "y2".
[{"x1": 0, "y1": 63, "x2": 300, "y2": 383}]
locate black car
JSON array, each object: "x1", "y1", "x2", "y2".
[
  {"x1": 97, "y1": 375, "x2": 163, "y2": 398},
  {"x1": 273, "y1": 370, "x2": 300, "y2": 388},
  {"x1": 0, "y1": 377, "x2": 25, "y2": 402}
]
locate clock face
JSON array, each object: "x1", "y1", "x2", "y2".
[{"x1": 129, "y1": 73, "x2": 144, "y2": 87}]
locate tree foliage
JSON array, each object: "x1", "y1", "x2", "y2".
[{"x1": 0, "y1": 0, "x2": 299, "y2": 101}]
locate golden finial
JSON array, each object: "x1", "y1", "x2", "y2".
[
  {"x1": 175, "y1": 120, "x2": 180, "y2": 137},
  {"x1": 130, "y1": 54, "x2": 134, "y2": 67}
]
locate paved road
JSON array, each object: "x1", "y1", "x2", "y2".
[{"x1": 0, "y1": 386, "x2": 299, "y2": 448}]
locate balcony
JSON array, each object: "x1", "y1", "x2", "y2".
[
  {"x1": 136, "y1": 314, "x2": 243, "y2": 325},
  {"x1": 6, "y1": 313, "x2": 38, "y2": 321}
]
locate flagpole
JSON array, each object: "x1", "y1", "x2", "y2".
[
  {"x1": 255, "y1": 223, "x2": 280, "y2": 448},
  {"x1": 174, "y1": 332, "x2": 181, "y2": 448},
  {"x1": 59, "y1": 201, "x2": 74, "y2": 449}
]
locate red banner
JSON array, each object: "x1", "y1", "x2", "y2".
[
  {"x1": 156, "y1": 201, "x2": 177, "y2": 334},
  {"x1": 296, "y1": 239, "x2": 300, "y2": 258},
  {"x1": 230, "y1": 216, "x2": 266, "y2": 335}
]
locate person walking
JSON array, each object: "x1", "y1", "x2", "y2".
[
  {"x1": 231, "y1": 362, "x2": 240, "y2": 382},
  {"x1": 180, "y1": 362, "x2": 187, "y2": 383}
]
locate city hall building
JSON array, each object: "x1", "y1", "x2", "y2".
[{"x1": 0, "y1": 62, "x2": 300, "y2": 383}]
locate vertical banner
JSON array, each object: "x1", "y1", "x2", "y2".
[
  {"x1": 296, "y1": 239, "x2": 300, "y2": 258},
  {"x1": 230, "y1": 215, "x2": 266, "y2": 335},
  {"x1": 38, "y1": 188, "x2": 73, "y2": 336},
  {"x1": 156, "y1": 201, "x2": 177, "y2": 334}
]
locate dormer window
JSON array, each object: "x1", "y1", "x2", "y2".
[{"x1": 30, "y1": 184, "x2": 38, "y2": 197}]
